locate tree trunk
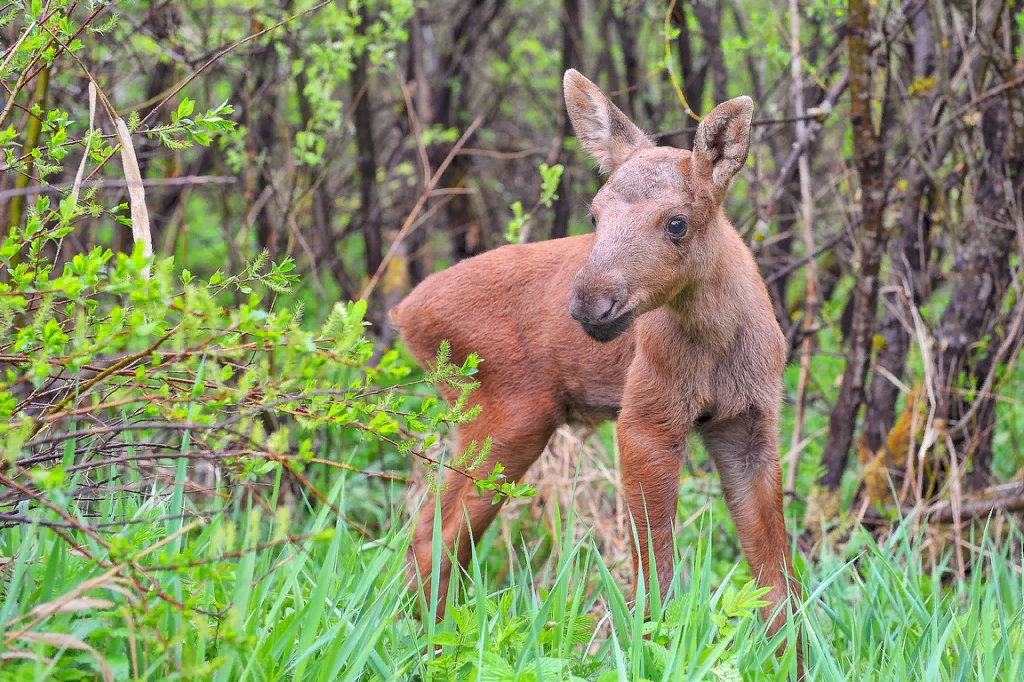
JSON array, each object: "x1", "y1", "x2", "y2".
[
  {"x1": 861, "y1": 5, "x2": 938, "y2": 454},
  {"x1": 818, "y1": 0, "x2": 889, "y2": 492},
  {"x1": 549, "y1": 0, "x2": 583, "y2": 241},
  {"x1": 932, "y1": 83, "x2": 1022, "y2": 491}
]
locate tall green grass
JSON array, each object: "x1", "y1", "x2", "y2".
[{"x1": 3, "y1": 464, "x2": 1022, "y2": 681}]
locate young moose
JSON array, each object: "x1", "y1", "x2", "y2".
[{"x1": 392, "y1": 69, "x2": 800, "y2": 653}]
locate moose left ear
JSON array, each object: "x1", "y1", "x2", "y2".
[
  {"x1": 564, "y1": 69, "x2": 653, "y2": 175},
  {"x1": 691, "y1": 96, "x2": 753, "y2": 191}
]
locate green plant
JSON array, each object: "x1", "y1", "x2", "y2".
[{"x1": 505, "y1": 163, "x2": 565, "y2": 243}]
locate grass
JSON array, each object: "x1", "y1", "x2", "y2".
[
  {"x1": 4, "y1": 322, "x2": 1022, "y2": 680},
  {"x1": 2, "y1": 450, "x2": 1023, "y2": 681}
]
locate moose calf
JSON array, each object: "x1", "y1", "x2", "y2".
[{"x1": 392, "y1": 69, "x2": 801, "y2": 659}]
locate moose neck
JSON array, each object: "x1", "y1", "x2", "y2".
[{"x1": 667, "y1": 211, "x2": 754, "y2": 346}]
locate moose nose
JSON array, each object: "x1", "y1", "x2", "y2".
[
  {"x1": 569, "y1": 290, "x2": 618, "y2": 324},
  {"x1": 595, "y1": 296, "x2": 618, "y2": 320}
]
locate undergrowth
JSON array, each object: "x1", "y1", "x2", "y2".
[{"x1": 2, "y1": 460, "x2": 1022, "y2": 680}]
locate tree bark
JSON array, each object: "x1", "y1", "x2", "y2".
[
  {"x1": 818, "y1": 0, "x2": 889, "y2": 492},
  {"x1": 861, "y1": 5, "x2": 937, "y2": 453},
  {"x1": 689, "y1": 0, "x2": 727, "y2": 105},
  {"x1": 672, "y1": 1, "x2": 705, "y2": 146},
  {"x1": 426, "y1": 0, "x2": 505, "y2": 264},
  {"x1": 549, "y1": 0, "x2": 583, "y2": 241},
  {"x1": 612, "y1": 1, "x2": 641, "y2": 119},
  {"x1": 932, "y1": 84, "x2": 1022, "y2": 491},
  {"x1": 353, "y1": 4, "x2": 382, "y2": 281}
]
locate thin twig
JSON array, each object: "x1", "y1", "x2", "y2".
[
  {"x1": 361, "y1": 114, "x2": 485, "y2": 300},
  {"x1": 785, "y1": 0, "x2": 817, "y2": 493},
  {"x1": 0, "y1": 175, "x2": 238, "y2": 201}
]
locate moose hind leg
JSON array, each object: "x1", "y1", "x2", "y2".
[{"x1": 410, "y1": 405, "x2": 558, "y2": 619}]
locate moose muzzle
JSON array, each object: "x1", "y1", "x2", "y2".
[{"x1": 569, "y1": 270, "x2": 633, "y2": 343}]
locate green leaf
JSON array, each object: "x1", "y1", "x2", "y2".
[{"x1": 177, "y1": 98, "x2": 195, "y2": 121}]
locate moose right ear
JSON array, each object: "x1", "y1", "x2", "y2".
[
  {"x1": 692, "y1": 96, "x2": 753, "y2": 192},
  {"x1": 564, "y1": 69, "x2": 653, "y2": 174}
]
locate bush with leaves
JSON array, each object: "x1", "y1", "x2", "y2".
[
  {"x1": 0, "y1": 202, "x2": 494, "y2": 671},
  {"x1": 0, "y1": 3, "x2": 481, "y2": 676}
]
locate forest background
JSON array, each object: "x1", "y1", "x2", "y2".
[{"x1": 1, "y1": 0, "x2": 1023, "y2": 680}]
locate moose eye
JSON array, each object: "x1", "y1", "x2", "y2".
[{"x1": 666, "y1": 216, "x2": 688, "y2": 240}]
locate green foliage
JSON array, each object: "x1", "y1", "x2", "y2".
[
  {"x1": 3, "y1": 1, "x2": 1024, "y2": 680},
  {"x1": 505, "y1": 163, "x2": 565, "y2": 243},
  {"x1": 3, "y1": 466, "x2": 1023, "y2": 681},
  {"x1": 148, "y1": 98, "x2": 235, "y2": 149},
  {"x1": 0, "y1": 217, "x2": 459, "y2": 450},
  {"x1": 0, "y1": 181, "x2": 489, "y2": 682},
  {"x1": 424, "y1": 591, "x2": 597, "y2": 681},
  {"x1": 0, "y1": 6, "x2": 489, "y2": 677},
  {"x1": 290, "y1": 0, "x2": 413, "y2": 166}
]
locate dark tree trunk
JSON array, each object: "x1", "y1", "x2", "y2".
[
  {"x1": 549, "y1": 0, "x2": 583, "y2": 241},
  {"x1": 689, "y1": 0, "x2": 727, "y2": 105},
  {"x1": 861, "y1": 5, "x2": 937, "y2": 453},
  {"x1": 351, "y1": 3, "x2": 385, "y2": 332},
  {"x1": 245, "y1": 41, "x2": 282, "y2": 262},
  {"x1": 353, "y1": 6, "x2": 382, "y2": 282},
  {"x1": 426, "y1": 0, "x2": 505, "y2": 264},
  {"x1": 404, "y1": 5, "x2": 431, "y2": 287},
  {"x1": 672, "y1": 1, "x2": 706, "y2": 147},
  {"x1": 818, "y1": 0, "x2": 890, "y2": 492},
  {"x1": 932, "y1": 85, "x2": 1022, "y2": 491},
  {"x1": 612, "y1": 1, "x2": 641, "y2": 119}
]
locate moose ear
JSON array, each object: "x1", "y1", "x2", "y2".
[
  {"x1": 564, "y1": 69, "x2": 653, "y2": 174},
  {"x1": 692, "y1": 96, "x2": 753, "y2": 191}
]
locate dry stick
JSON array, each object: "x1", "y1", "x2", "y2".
[
  {"x1": 911, "y1": 480, "x2": 1024, "y2": 524},
  {"x1": 360, "y1": 114, "x2": 484, "y2": 301},
  {"x1": 113, "y1": 118, "x2": 152, "y2": 277},
  {"x1": 905, "y1": 299, "x2": 940, "y2": 510},
  {"x1": 652, "y1": 112, "x2": 840, "y2": 140},
  {"x1": 763, "y1": 229, "x2": 847, "y2": 287},
  {"x1": 397, "y1": 70, "x2": 432, "y2": 188},
  {"x1": 944, "y1": 429, "x2": 966, "y2": 580},
  {"x1": 69, "y1": 82, "x2": 97, "y2": 205},
  {"x1": 457, "y1": 147, "x2": 548, "y2": 160},
  {"x1": 784, "y1": 0, "x2": 818, "y2": 493},
  {"x1": 14, "y1": 635, "x2": 112, "y2": 682},
  {"x1": 34, "y1": 21, "x2": 151, "y2": 273}
]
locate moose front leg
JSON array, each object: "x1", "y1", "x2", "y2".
[
  {"x1": 616, "y1": 406, "x2": 687, "y2": 605},
  {"x1": 697, "y1": 407, "x2": 802, "y2": 662}
]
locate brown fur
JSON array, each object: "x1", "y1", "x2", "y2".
[{"x1": 391, "y1": 69, "x2": 801, "y2": 670}]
